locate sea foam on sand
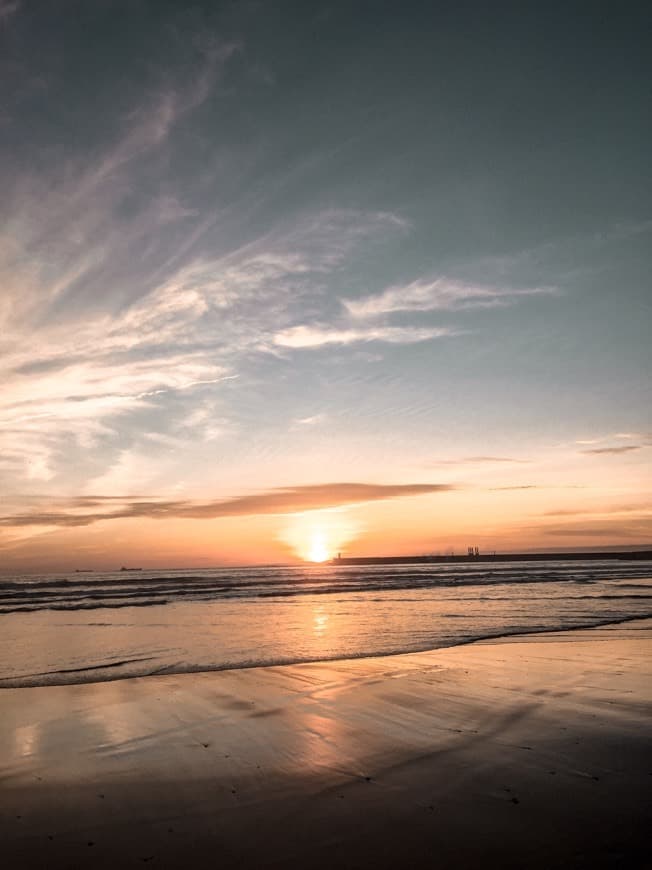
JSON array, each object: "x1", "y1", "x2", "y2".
[{"x1": 1, "y1": 620, "x2": 650, "y2": 868}]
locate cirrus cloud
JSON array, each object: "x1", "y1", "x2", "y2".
[
  {"x1": 582, "y1": 445, "x2": 644, "y2": 455},
  {"x1": 273, "y1": 324, "x2": 459, "y2": 349},
  {"x1": 343, "y1": 278, "x2": 556, "y2": 318}
]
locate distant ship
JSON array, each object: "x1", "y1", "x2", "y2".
[
  {"x1": 120, "y1": 566, "x2": 143, "y2": 572},
  {"x1": 74, "y1": 569, "x2": 93, "y2": 573}
]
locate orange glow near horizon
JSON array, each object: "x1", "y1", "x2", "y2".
[
  {"x1": 280, "y1": 509, "x2": 362, "y2": 563},
  {"x1": 1, "y1": 462, "x2": 650, "y2": 572}
]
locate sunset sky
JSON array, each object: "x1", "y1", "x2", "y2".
[{"x1": 1, "y1": 1, "x2": 650, "y2": 570}]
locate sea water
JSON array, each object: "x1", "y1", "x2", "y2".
[{"x1": 1, "y1": 560, "x2": 650, "y2": 687}]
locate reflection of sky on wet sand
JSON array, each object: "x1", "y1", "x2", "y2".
[
  {"x1": 3, "y1": 675, "x2": 210, "y2": 784},
  {"x1": 13, "y1": 722, "x2": 39, "y2": 759},
  {"x1": 2, "y1": 624, "x2": 650, "y2": 795},
  {"x1": 1, "y1": 625, "x2": 650, "y2": 870}
]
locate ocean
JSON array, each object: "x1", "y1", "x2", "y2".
[{"x1": 1, "y1": 559, "x2": 650, "y2": 688}]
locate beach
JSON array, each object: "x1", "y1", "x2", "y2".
[{"x1": 1, "y1": 619, "x2": 650, "y2": 869}]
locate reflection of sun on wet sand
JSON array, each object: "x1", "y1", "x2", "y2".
[{"x1": 1, "y1": 621, "x2": 650, "y2": 868}]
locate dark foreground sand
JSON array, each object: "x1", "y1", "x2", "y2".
[{"x1": 1, "y1": 621, "x2": 650, "y2": 869}]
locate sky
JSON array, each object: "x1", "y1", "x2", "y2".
[{"x1": 1, "y1": 0, "x2": 650, "y2": 570}]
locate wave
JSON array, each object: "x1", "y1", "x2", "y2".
[{"x1": 2, "y1": 562, "x2": 651, "y2": 615}]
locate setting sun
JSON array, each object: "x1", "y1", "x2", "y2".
[
  {"x1": 279, "y1": 509, "x2": 362, "y2": 563},
  {"x1": 308, "y1": 531, "x2": 330, "y2": 562}
]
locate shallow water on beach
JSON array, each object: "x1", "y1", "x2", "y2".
[{"x1": 1, "y1": 560, "x2": 651, "y2": 687}]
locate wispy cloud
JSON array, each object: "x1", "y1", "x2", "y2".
[
  {"x1": 488, "y1": 484, "x2": 586, "y2": 492},
  {"x1": 343, "y1": 278, "x2": 555, "y2": 318},
  {"x1": 430, "y1": 456, "x2": 529, "y2": 466},
  {"x1": 275, "y1": 266, "x2": 557, "y2": 354},
  {"x1": 488, "y1": 485, "x2": 539, "y2": 491},
  {"x1": 0, "y1": 482, "x2": 455, "y2": 530},
  {"x1": 1, "y1": 42, "x2": 240, "y2": 327},
  {"x1": 543, "y1": 504, "x2": 650, "y2": 517},
  {"x1": 582, "y1": 445, "x2": 643, "y2": 455},
  {"x1": 0, "y1": 0, "x2": 20, "y2": 23},
  {"x1": 576, "y1": 432, "x2": 648, "y2": 448},
  {"x1": 542, "y1": 519, "x2": 652, "y2": 539},
  {"x1": 0, "y1": 351, "x2": 234, "y2": 481},
  {"x1": 0, "y1": 203, "x2": 408, "y2": 486},
  {"x1": 274, "y1": 325, "x2": 457, "y2": 348},
  {"x1": 293, "y1": 414, "x2": 327, "y2": 426}
]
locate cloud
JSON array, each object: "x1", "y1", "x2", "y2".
[
  {"x1": 0, "y1": 353, "x2": 234, "y2": 481},
  {"x1": 343, "y1": 278, "x2": 555, "y2": 318},
  {"x1": 274, "y1": 325, "x2": 457, "y2": 348},
  {"x1": 582, "y1": 445, "x2": 643, "y2": 455},
  {"x1": 488, "y1": 484, "x2": 586, "y2": 491},
  {"x1": 543, "y1": 521, "x2": 652, "y2": 539},
  {"x1": 538, "y1": 503, "x2": 652, "y2": 539},
  {"x1": 431, "y1": 456, "x2": 529, "y2": 466},
  {"x1": 0, "y1": 43, "x2": 240, "y2": 322},
  {"x1": 0, "y1": 482, "x2": 455, "y2": 529},
  {"x1": 460, "y1": 456, "x2": 528, "y2": 463},
  {"x1": 273, "y1": 271, "x2": 552, "y2": 355},
  {"x1": 0, "y1": 0, "x2": 20, "y2": 23},
  {"x1": 0, "y1": 203, "x2": 408, "y2": 487},
  {"x1": 543, "y1": 504, "x2": 650, "y2": 517},
  {"x1": 488, "y1": 485, "x2": 539, "y2": 491},
  {"x1": 293, "y1": 414, "x2": 327, "y2": 426}
]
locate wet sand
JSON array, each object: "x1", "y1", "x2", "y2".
[{"x1": 1, "y1": 620, "x2": 650, "y2": 869}]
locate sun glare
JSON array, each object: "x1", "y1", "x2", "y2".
[
  {"x1": 308, "y1": 531, "x2": 330, "y2": 563},
  {"x1": 280, "y1": 509, "x2": 361, "y2": 563}
]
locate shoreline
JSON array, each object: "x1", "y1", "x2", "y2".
[
  {"x1": 2, "y1": 612, "x2": 651, "y2": 690},
  {"x1": 2, "y1": 619, "x2": 650, "y2": 868}
]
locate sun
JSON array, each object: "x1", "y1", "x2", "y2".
[
  {"x1": 279, "y1": 509, "x2": 361, "y2": 563},
  {"x1": 308, "y1": 531, "x2": 330, "y2": 563}
]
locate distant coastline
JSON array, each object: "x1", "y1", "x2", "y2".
[{"x1": 332, "y1": 549, "x2": 652, "y2": 565}]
